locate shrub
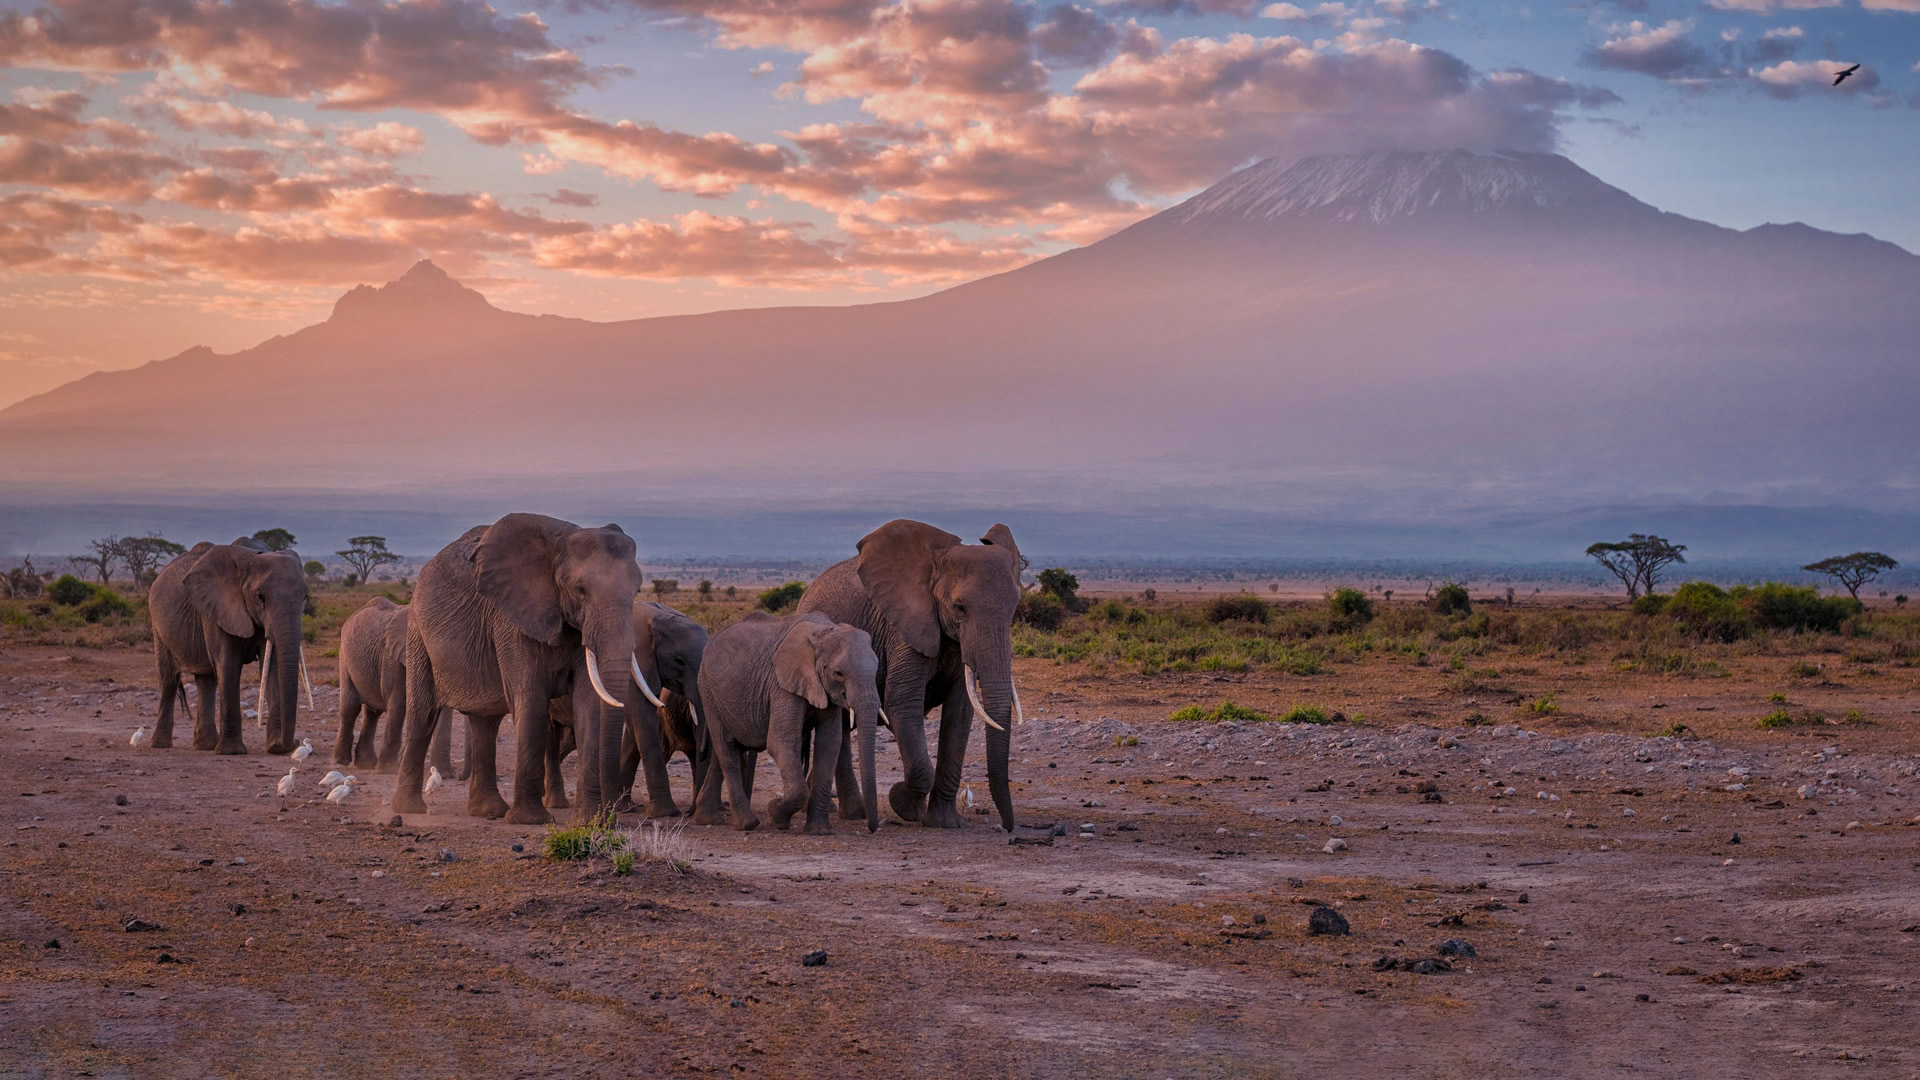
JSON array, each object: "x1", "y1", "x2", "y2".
[
  {"x1": 1731, "y1": 582, "x2": 1858, "y2": 634},
  {"x1": 1526, "y1": 694, "x2": 1558, "y2": 715},
  {"x1": 303, "y1": 560, "x2": 325, "y2": 578},
  {"x1": 79, "y1": 587, "x2": 133, "y2": 623},
  {"x1": 1168, "y1": 704, "x2": 1208, "y2": 722},
  {"x1": 1431, "y1": 582, "x2": 1471, "y2": 617},
  {"x1": 652, "y1": 578, "x2": 679, "y2": 596},
  {"x1": 757, "y1": 581, "x2": 807, "y2": 612},
  {"x1": 1017, "y1": 591, "x2": 1065, "y2": 631},
  {"x1": 48, "y1": 574, "x2": 92, "y2": 606},
  {"x1": 1631, "y1": 593, "x2": 1669, "y2": 616},
  {"x1": 1208, "y1": 594, "x2": 1270, "y2": 624},
  {"x1": 613, "y1": 851, "x2": 636, "y2": 876},
  {"x1": 1755, "y1": 709, "x2": 1795, "y2": 729},
  {"x1": 1280, "y1": 704, "x2": 1338, "y2": 725},
  {"x1": 1036, "y1": 568, "x2": 1081, "y2": 609},
  {"x1": 1215, "y1": 700, "x2": 1274, "y2": 723},
  {"x1": 1664, "y1": 582, "x2": 1751, "y2": 642},
  {"x1": 544, "y1": 810, "x2": 626, "y2": 861},
  {"x1": 1328, "y1": 587, "x2": 1374, "y2": 626}
]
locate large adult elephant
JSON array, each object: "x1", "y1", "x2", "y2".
[
  {"x1": 548, "y1": 599, "x2": 710, "y2": 815},
  {"x1": 149, "y1": 541, "x2": 309, "y2": 755},
  {"x1": 796, "y1": 520, "x2": 1024, "y2": 830},
  {"x1": 389, "y1": 513, "x2": 648, "y2": 825},
  {"x1": 335, "y1": 597, "x2": 463, "y2": 776}
]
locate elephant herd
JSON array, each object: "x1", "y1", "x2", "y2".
[{"x1": 145, "y1": 515, "x2": 1028, "y2": 834}]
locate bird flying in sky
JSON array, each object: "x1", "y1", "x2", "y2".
[{"x1": 1833, "y1": 63, "x2": 1861, "y2": 86}]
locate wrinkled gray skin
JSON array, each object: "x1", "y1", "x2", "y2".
[
  {"x1": 149, "y1": 542, "x2": 309, "y2": 755},
  {"x1": 796, "y1": 520, "x2": 1023, "y2": 831},
  {"x1": 549, "y1": 600, "x2": 709, "y2": 813},
  {"x1": 334, "y1": 598, "x2": 463, "y2": 776},
  {"x1": 693, "y1": 611, "x2": 881, "y2": 834},
  {"x1": 389, "y1": 513, "x2": 645, "y2": 825}
]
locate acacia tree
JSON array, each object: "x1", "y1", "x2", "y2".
[
  {"x1": 250, "y1": 527, "x2": 297, "y2": 552},
  {"x1": 116, "y1": 534, "x2": 187, "y2": 588},
  {"x1": 1802, "y1": 552, "x2": 1898, "y2": 601},
  {"x1": 73, "y1": 536, "x2": 121, "y2": 585},
  {"x1": 336, "y1": 536, "x2": 400, "y2": 582},
  {"x1": 1586, "y1": 534, "x2": 1687, "y2": 600}
]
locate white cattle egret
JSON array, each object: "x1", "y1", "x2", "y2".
[
  {"x1": 425, "y1": 766, "x2": 444, "y2": 799},
  {"x1": 318, "y1": 769, "x2": 347, "y2": 790},
  {"x1": 325, "y1": 782, "x2": 354, "y2": 804},
  {"x1": 130, "y1": 726, "x2": 150, "y2": 748},
  {"x1": 277, "y1": 768, "x2": 298, "y2": 797},
  {"x1": 290, "y1": 738, "x2": 313, "y2": 762}
]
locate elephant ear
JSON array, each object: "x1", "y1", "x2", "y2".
[
  {"x1": 184, "y1": 544, "x2": 255, "y2": 638},
  {"x1": 773, "y1": 615, "x2": 832, "y2": 710},
  {"x1": 474, "y1": 513, "x2": 572, "y2": 646},
  {"x1": 855, "y1": 520, "x2": 960, "y2": 658},
  {"x1": 980, "y1": 523, "x2": 1025, "y2": 585}
]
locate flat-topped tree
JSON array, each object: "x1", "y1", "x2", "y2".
[
  {"x1": 1803, "y1": 552, "x2": 1898, "y2": 601},
  {"x1": 337, "y1": 536, "x2": 401, "y2": 582},
  {"x1": 115, "y1": 534, "x2": 186, "y2": 588},
  {"x1": 1586, "y1": 534, "x2": 1686, "y2": 600},
  {"x1": 250, "y1": 528, "x2": 297, "y2": 552}
]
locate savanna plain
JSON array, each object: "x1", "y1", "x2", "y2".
[{"x1": 3, "y1": 582, "x2": 1918, "y2": 1078}]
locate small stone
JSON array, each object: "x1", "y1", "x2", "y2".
[
  {"x1": 44, "y1": 939, "x2": 59, "y2": 949},
  {"x1": 387, "y1": 815, "x2": 403, "y2": 827},
  {"x1": 123, "y1": 917, "x2": 161, "y2": 933},
  {"x1": 1436, "y1": 939, "x2": 1476, "y2": 959},
  {"x1": 729, "y1": 998, "x2": 745, "y2": 1008},
  {"x1": 1405, "y1": 958, "x2": 1451, "y2": 975},
  {"x1": 1517, "y1": 893, "x2": 1529, "y2": 904},
  {"x1": 437, "y1": 849, "x2": 459, "y2": 862},
  {"x1": 1846, "y1": 820, "x2": 1863, "y2": 831},
  {"x1": 1328, "y1": 815, "x2": 1344, "y2": 827},
  {"x1": 1253, "y1": 913, "x2": 1267, "y2": 925},
  {"x1": 1322, "y1": 838, "x2": 1347, "y2": 854},
  {"x1": 511, "y1": 843, "x2": 524, "y2": 853},
  {"x1": 1635, "y1": 993, "x2": 1652, "y2": 1003},
  {"x1": 802, "y1": 949, "x2": 828, "y2": 967},
  {"x1": 1544, "y1": 940, "x2": 1558, "y2": 951},
  {"x1": 371, "y1": 870, "x2": 386, "y2": 878},
  {"x1": 1307, "y1": 906, "x2": 1350, "y2": 936},
  {"x1": 1729, "y1": 833, "x2": 1741, "y2": 844},
  {"x1": 114, "y1": 794, "x2": 128, "y2": 806}
]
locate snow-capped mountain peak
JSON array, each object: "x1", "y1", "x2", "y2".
[{"x1": 1164, "y1": 149, "x2": 1651, "y2": 227}]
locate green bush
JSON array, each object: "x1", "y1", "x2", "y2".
[
  {"x1": 757, "y1": 581, "x2": 807, "y2": 613},
  {"x1": 1036, "y1": 568, "x2": 1081, "y2": 609},
  {"x1": 1207, "y1": 594, "x2": 1270, "y2": 624},
  {"x1": 78, "y1": 587, "x2": 133, "y2": 623},
  {"x1": 1630, "y1": 593, "x2": 1669, "y2": 616},
  {"x1": 1328, "y1": 587, "x2": 1374, "y2": 626},
  {"x1": 1017, "y1": 591, "x2": 1065, "y2": 631},
  {"x1": 1431, "y1": 583, "x2": 1471, "y2": 617},
  {"x1": 1663, "y1": 582, "x2": 1751, "y2": 642},
  {"x1": 1730, "y1": 582, "x2": 1858, "y2": 633},
  {"x1": 1280, "y1": 704, "x2": 1339, "y2": 724},
  {"x1": 48, "y1": 574, "x2": 93, "y2": 606},
  {"x1": 1092, "y1": 598, "x2": 1127, "y2": 622}
]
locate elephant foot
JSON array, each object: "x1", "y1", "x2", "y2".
[
  {"x1": 610, "y1": 792, "x2": 636, "y2": 813},
  {"x1": 392, "y1": 789, "x2": 428, "y2": 815},
  {"x1": 216, "y1": 738, "x2": 249, "y2": 756},
  {"x1": 266, "y1": 740, "x2": 293, "y2": 756},
  {"x1": 505, "y1": 802, "x2": 552, "y2": 826},
  {"x1": 543, "y1": 789, "x2": 571, "y2": 810},
  {"x1": 645, "y1": 801, "x2": 683, "y2": 821},
  {"x1": 333, "y1": 749, "x2": 354, "y2": 767},
  {"x1": 803, "y1": 817, "x2": 835, "y2": 837},
  {"x1": 838, "y1": 799, "x2": 865, "y2": 820},
  {"x1": 151, "y1": 731, "x2": 174, "y2": 749},
  {"x1": 454, "y1": 765, "x2": 471, "y2": 782},
  {"x1": 922, "y1": 799, "x2": 965, "y2": 829},
  {"x1": 192, "y1": 734, "x2": 219, "y2": 752},
  {"x1": 469, "y1": 791, "x2": 511, "y2": 820},
  {"x1": 733, "y1": 814, "x2": 760, "y2": 832},
  {"x1": 374, "y1": 757, "x2": 400, "y2": 775},
  {"x1": 690, "y1": 807, "x2": 723, "y2": 826},
  {"x1": 888, "y1": 781, "x2": 925, "y2": 823}
]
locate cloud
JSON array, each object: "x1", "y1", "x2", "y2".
[
  {"x1": 143, "y1": 97, "x2": 315, "y2": 139},
  {"x1": 92, "y1": 221, "x2": 419, "y2": 284},
  {"x1": 542, "y1": 188, "x2": 600, "y2": 207},
  {"x1": 336, "y1": 121, "x2": 426, "y2": 157},
  {"x1": 1258, "y1": 3, "x2": 1351, "y2": 25},
  {"x1": 1751, "y1": 59, "x2": 1880, "y2": 97},
  {"x1": 0, "y1": 137, "x2": 178, "y2": 200},
  {"x1": 0, "y1": 90, "x2": 89, "y2": 140},
  {"x1": 1585, "y1": 20, "x2": 1715, "y2": 80},
  {"x1": 1749, "y1": 24, "x2": 1803, "y2": 62},
  {"x1": 1860, "y1": 0, "x2": 1920, "y2": 10},
  {"x1": 1705, "y1": 0, "x2": 1841, "y2": 10}
]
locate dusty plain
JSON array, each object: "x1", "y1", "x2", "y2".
[{"x1": 3, "y1": 593, "x2": 1918, "y2": 1079}]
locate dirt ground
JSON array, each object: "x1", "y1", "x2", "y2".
[{"x1": 3, "y1": 637, "x2": 1918, "y2": 1079}]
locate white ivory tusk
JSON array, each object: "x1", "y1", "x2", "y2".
[
  {"x1": 1012, "y1": 679, "x2": 1024, "y2": 727},
  {"x1": 629, "y1": 654, "x2": 667, "y2": 708},
  {"x1": 259, "y1": 639, "x2": 271, "y2": 717},
  {"x1": 584, "y1": 648, "x2": 625, "y2": 709},
  {"x1": 299, "y1": 644, "x2": 314, "y2": 710},
  {"x1": 689, "y1": 701, "x2": 700, "y2": 727},
  {"x1": 965, "y1": 666, "x2": 1005, "y2": 732}
]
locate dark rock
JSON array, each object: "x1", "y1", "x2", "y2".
[
  {"x1": 1286, "y1": 877, "x2": 1305, "y2": 889},
  {"x1": 226, "y1": 902, "x2": 246, "y2": 916},
  {"x1": 1307, "y1": 906, "x2": 1350, "y2": 936},
  {"x1": 437, "y1": 849, "x2": 459, "y2": 862},
  {"x1": 1517, "y1": 892, "x2": 1530, "y2": 904},
  {"x1": 1636, "y1": 993, "x2": 1653, "y2": 1003},
  {"x1": 729, "y1": 998, "x2": 745, "y2": 1008},
  {"x1": 1372, "y1": 956, "x2": 1400, "y2": 972},
  {"x1": 1436, "y1": 938, "x2": 1477, "y2": 959},
  {"x1": 511, "y1": 843, "x2": 524, "y2": 853},
  {"x1": 802, "y1": 949, "x2": 828, "y2": 967},
  {"x1": 1405, "y1": 958, "x2": 1452, "y2": 975},
  {"x1": 114, "y1": 794, "x2": 128, "y2": 806},
  {"x1": 1049, "y1": 823, "x2": 1068, "y2": 836},
  {"x1": 386, "y1": 815, "x2": 403, "y2": 827},
  {"x1": 1729, "y1": 833, "x2": 1741, "y2": 845},
  {"x1": 1253, "y1": 913, "x2": 1267, "y2": 925},
  {"x1": 155, "y1": 953, "x2": 180, "y2": 964},
  {"x1": 44, "y1": 939, "x2": 59, "y2": 949}
]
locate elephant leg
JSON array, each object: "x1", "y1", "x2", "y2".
[
  {"x1": 741, "y1": 751, "x2": 759, "y2": 804},
  {"x1": 429, "y1": 706, "x2": 454, "y2": 777},
  {"x1": 688, "y1": 736, "x2": 708, "y2": 820},
  {"x1": 613, "y1": 727, "x2": 641, "y2": 813},
  {"x1": 452, "y1": 714, "x2": 471, "y2": 781},
  {"x1": 215, "y1": 650, "x2": 247, "y2": 755},
  {"x1": 924, "y1": 682, "x2": 974, "y2": 829},
  {"x1": 835, "y1": 734, "x2": 863, "y2": 820},
  {"x1": 390, "y1": 646, "x2": 438, "y2": 815},
  {"x1": 376, "y1": 672, "x2": 408, "y2": 775},
  {"x1": 544, "y1": 720, "x2": 571, "y2": 810},
  {"x1": 766, "y1": 698, "x2": 811, "y2": 831},
  {"x1": 154, "y1": 650, "x2": 181, "y2": 749},
  {"x1": 690, "y1": 738, "x2": 726, "y2": 826},
  {"x1": 629, "y1": 704, "x2": 678, "y2": 820},
  {"x1": 334, "y1": 677, "x2": 362, "y2": 767},
  {"x1": 883, "y1": 688, "x2": 934, "y2": 824},
  {"x1": 718, "y1": 745, "x2": 758, "y2": 831},
  {"x1": 505, "y1": 690, "x2": 551, "y2": 825},
  {"x1": 191, "y1": 673, "x2": 219, "y2": 751},
  {"x1": 467, "y1": 713, "x2": 517, "y2": 821},
  {"x1": 804, "y1": 718, "x2": 844, "y2": 836},
  {"x1": 354, "y1": 707, "x2": 382, "y2": 770}
]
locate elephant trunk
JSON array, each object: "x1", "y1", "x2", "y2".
[
  {"x1": 854, "y1": 695, "x2": 880, "y2": 833},
  {"x1": 585, "y1": 625, "x2": 633, "y2": 818},
  {"x1": 267, "y1": 617, "x2": 303, "y2": 755},
  {"x1": 964, "y1": 634, "x2": 1018, "y2": 832}
]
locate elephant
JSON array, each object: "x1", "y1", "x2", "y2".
[
  {"x1": 546, "y1": 600, "x2": 710, "y2": 813},
  {"x1": 693, "y1": 611, "x2": 880, "y2": 834},
  {"x1": 796, "y1": 519, "x2": 1024, "y2": 831},
  {"x1": 148, "y1": 541, "x2": 310, "y2": 755},
  {"x1": 389, "y1": 513, "x2": 650, "y2": 825},
  {"x1": 334, "y1": 597, "x2": 464, "y2": 776}
]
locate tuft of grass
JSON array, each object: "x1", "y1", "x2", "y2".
[
  {"x1": 625, "y1": 818, "x2": 693, "y2": 874},
  {"x1": 1167, "y1": 699, "x2": 1304, "y2": 724},
  {"x1": 1111, "y1": 734, "x2": 1139, "y2": 747},
  {"x1": 1280, "y1": 704, "x2": 1340, "y2": 725},
  {"x1": 1755, "y1": 709, "x2": 1796, "y2": 729},
  {"x1": 1462, "y1": 712, "x2": 1492, "y2": 727},
  {"x1": 1653, "y1": 722, "x2": 1692, "y2": 739},
  {"x1": 1168, "y1": 704, "x2": 1208, "y2": 722},
  {"x1": 613, "y1": 850, "x2": 636, "y2": 876},
  {"x1": 1766, "y1": 692, "x2": 1787, "y2": 704},
  {"x1": 544, "y1": 809, "x2": 626, "y2": 862},
  {"x1": 1525, "y1": 693, "x2": 1559, "y2": 715},
  {"x1": 1786, "y1": 660, "x2": 1823, "y2": 680},
  {"x1": 1840, "y1": 708, "x2": 1874, "y2": 726}
]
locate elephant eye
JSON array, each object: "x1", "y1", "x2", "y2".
[{"x1": 953, "y1": 600, "x2": 967, "y2": 616}]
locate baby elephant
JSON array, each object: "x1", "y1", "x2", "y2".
[
  {"x1": 695, "y1": 611, "x2": 880, "y2": 834},
  {"x1": 336, "y1": 597, "x2": 461, "y2": 776}
]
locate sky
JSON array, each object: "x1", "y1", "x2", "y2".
[{"x1": 1, "y1": 0, "x2": 1917, "y2": 409}]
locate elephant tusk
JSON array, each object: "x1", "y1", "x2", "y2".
[
  {"x1": 584, "y1": 648, "x2": 625, "y2": 709},
  {"x1": 845, "y1": 707, "x2": 853, "y2": 733},
  {"x1": 1012, "y1": 679, "x2": 1025, "y2": 727},
  {"x1": 965, "y1": 666, "x2": 1005, "y2": 732},
  {"x1": 299, "y1": 644, "x2": 314, "y2": 710},
  {"x1": 258, "y1": 639, "x2": 271, "y2": 717},
  {"x1": 629, "y1": 654, "x2": 667, "y2": 709},
  {"x1": 689, "y1": 701, "x2": 700, "y2": 727}
]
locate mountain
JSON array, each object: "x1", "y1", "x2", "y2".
[{"x1": 3, "y1": 149, "x2": 1917, "y2": 546}]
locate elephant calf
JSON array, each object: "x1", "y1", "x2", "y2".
[
  {"x1": 336, "y1": 597, "x2": 463, "y2": 777},
  {"x1": 695, "y1": 612, "x2": 880, "y2": 834}
]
